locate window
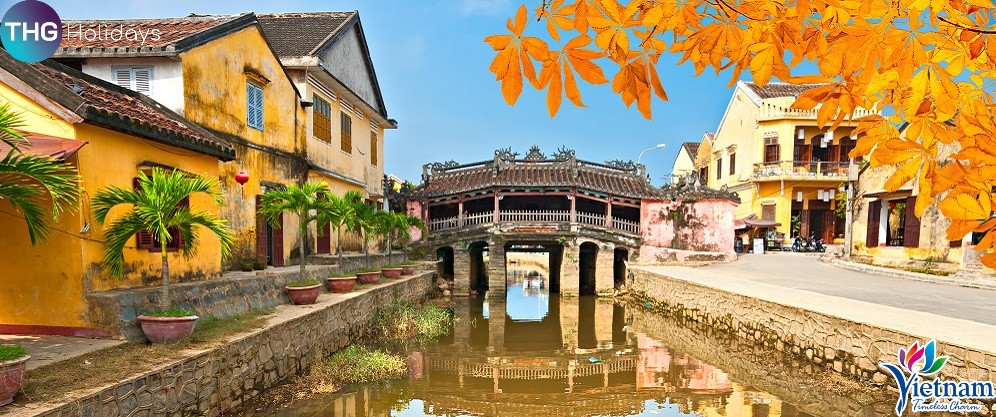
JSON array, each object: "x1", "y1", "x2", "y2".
[
  {"x1": 313, "y1": 95, "x2": 331, "y2": 142},
  {"x1": 340, "y1": 112, "x2": 352, "y2": 153},
  {"x1": 370, "y1": 131, "x2": 378, "y2": 165},
  {"x1": 764, "y1": 137, "x2": 780, "y2": 164},
  {"x1": 246, "y1": 82, "x2": 264, "y2": 131},
  {"x1": 698, "y1": 166, "x2": 708, "y2": 181},
  {"x1": 729, "y1": 153, "x2": 736, "y2": 175},
  {"x1": 716, "y1": 158, "x2": 722, "y2": 180},
  {"x1": 112, "y1": 67, "x2": 152, "y2": 94}
]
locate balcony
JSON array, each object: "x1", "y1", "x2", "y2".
[
  {"x1": 752, "y1": 160, "x2": 849, "y2": 181},
  {"x1": 427, "y1": 209, "x2": 641, "y2": 235},
  {"x1": 758, "y1": 104, "x2": 879, "y2": 121}
]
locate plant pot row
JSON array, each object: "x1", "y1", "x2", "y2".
[{"x1": 286, "y1": 264, "x2": 421, "y2": 305}]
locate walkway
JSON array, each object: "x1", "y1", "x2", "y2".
[
  {"x1": 639, "y1": 254, "x2": 996, "y2": 355},
  {"x1": 0, "y1": 335, "x2": 124, "y2": 370},
  {"x1": 698, "y1": 253, "x2": 996, "y2": 326}
]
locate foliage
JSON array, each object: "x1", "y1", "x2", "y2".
[
  {"x1": 93, "y1": 168, "x2": 233, "y2": 308},
  {"x1": 407, "y1": 245, "x2": 427, "y2": 261},
  {"x1": 835, "y1": 186, "x2": 847, "y2": 220},
  {"x1": 142, "y1": 306, "x2": 195, "y2": 317},
  {"x1": 316, "y1": 189, "x2": 364, "y2": 265},
  {"x1": 372, "y1": 211, "x2": 426, "y2": 256},
  {"x1": 329, "y1": 272, "x2": 356, "y2": 278},
  {"x1": 286, "y1": 278, "x2": 320, "y2": 288},
  {"x1": 487, "y1": 0, "x2": 996, "y2": 267},
  {"x1": 0, "y1": 344, "x2": 27, "y2": 362},
  {"x1": 259, "y1": 181, "x2": 331, "y2": 278},
  {"x1": 310, "y1": 345, "x2": 406, "y2": 386},
  {"x1": 0, "y1": 104, "x2": 81, "y2": 245},
  {"x1": 371, "y1": 302, "x2": 453, "y2": 346},
  {"x1": 791, "y1": 215, "x2": 802, "y2": 236}
]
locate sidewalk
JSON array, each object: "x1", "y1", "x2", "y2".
[{"x1": 0, "y1": 335, "x2": 124, "y2": 370}]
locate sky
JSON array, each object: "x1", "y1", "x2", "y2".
[{"x1": 16, "y1": 0, "x2": 744, "y2": 185}]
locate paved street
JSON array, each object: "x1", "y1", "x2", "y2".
[{"x1": 698, "y1": 253, "x2": 996, "y2": 326}]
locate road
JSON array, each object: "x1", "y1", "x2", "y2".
[{"x1": 697, "y1": 253, "x2": 996, "y2": 326}]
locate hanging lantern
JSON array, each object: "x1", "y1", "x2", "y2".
[{"x1": 235, "y1": 170, "x2": 249, "y2": 200}]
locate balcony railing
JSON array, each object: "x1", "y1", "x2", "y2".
[
  {"x1": 753, "y1": 160, "x2": 848, "y2": 179},
  {"x1": 758, "y1": 104, "x2": 879, "y2": 121},
  {"x1": 427, "y1": 210, "x2": 640, "y2": 234}
]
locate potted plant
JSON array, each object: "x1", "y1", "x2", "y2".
[
  {"x1": 381, "y1": 264, "x2": 404, "y2": 279},
  {"x1": 0, "y1": 344, "x2": 29, "y2": 406},
  {"x1": 252, "y1": 261, "x2": 266, "y2": 271},
  {"x1": 286, "y1": 278, "x2": 322, "y2": 305},
  {"x1": 401, "y1": 261, "x2": 417, "y2": 275},
  {"x1": 241, "y1": 262, "x2": 254, "y2": 272},
  {"x1": 351, "y1": 198, "x2": 379, "y2": 268},
  {"x1": 93, "y1": 168, "x2": 234, "y2": 343},
  {"x1": 326, "y1": 272, "x2": 357, "y2": 293},
  {"x1": 356, "y1": 267, "x2": 381, "y2": 284}
]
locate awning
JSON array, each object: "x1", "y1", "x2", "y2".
[
  {"x1": 735, "y1": 214, "x2": 781, "y2": 229},
  {"x1": 0, "y1": 134, "x2": 87, "y2": 161}
]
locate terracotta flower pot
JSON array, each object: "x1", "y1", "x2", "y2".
[
  {"x1": 286, "y1": 283, "x2": 322, "y2": 305},
  {"x1": 401, "y1": 265, "x2": 416, "y2": 275},
  {"x1": 326, "y1": 276, "x2": 357, "y2": 293},
  {"x1": 0, "y1": 355, "x2": 29, "y2": 407},
  {"x1": 137, "y1": 315, "x2": 199, "y2": 343},
  {"x1": 356, "y1": 271, "x2": 380, "y2": 284},
  {"x1": 382, "y1": 267, "x2": 404, "y2": 279}
]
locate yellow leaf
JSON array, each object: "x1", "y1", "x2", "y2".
[
  {"x1": 939, "y1": 192, "x2": 991, "y2": 222},
  {"x1": 749, "y1": 43, "x2": 774, "y2": 85},
  {"x1": 884, "y1": 156, "x2": 923, "y2": 191}
]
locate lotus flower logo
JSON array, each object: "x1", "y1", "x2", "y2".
[{"x1": 895, "y1": 340, "x2": 948, "y2": 376}]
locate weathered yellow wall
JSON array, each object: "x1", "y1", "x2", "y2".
[
  {"x1": 0, "y1": 84, "x2": 224, "y2": 328},
  {"x1": 180, "y1": 25, "x2": 306, "y2": 266},
  {"x1": 709, "y1": 89, "x2": 757, "y2": 189},
  {"x1": 670, "y1": 147, "x2": 695, "y2": 179}
]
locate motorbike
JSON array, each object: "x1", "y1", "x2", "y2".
[
  {"x1": 813, "y1": 236, "x2": 826, "y2": 253},
  {"x1": 792, "y1": 236, "x2": 809, "y2": 252}
]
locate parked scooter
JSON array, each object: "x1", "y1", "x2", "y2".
[
  {"x1": 793, "y1": 234, "x2": 826, "y2": 253},
  {"x1": 813, "y1": 236, "x2": 826, "y2": 252},
  {"x1": 792, "y1": 235, "x2": 809, "y2": 252}
]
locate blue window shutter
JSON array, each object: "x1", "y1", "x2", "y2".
[{"x1": 247, "y1": 83, "x2": 264, "y2": 131}]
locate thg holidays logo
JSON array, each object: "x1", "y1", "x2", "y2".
[
  {"x1": 0, "y1": 0, "x2": 61, "y2": 63},
  {"x1": 880, "y1": 339, "x2": 994, "y2": 415}
]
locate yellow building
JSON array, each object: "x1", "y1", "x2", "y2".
[
  {"x1": 257, "y1": 12, "x2": 398, "y2": 254},
  {"x1": 702, "y1": 82, "x2": 874, "y2": 243},
  {"x1": 55, "y1": 13, "x2": 311, "y2": 267},
  {"x1": 0, "y1": 52, "x2": 234, "y2": 335},
  {"x1": 669, "y1": 141, "x2": 699, "y2": 182}
]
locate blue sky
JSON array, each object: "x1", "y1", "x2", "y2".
[{"x1": 22, "y1": 0, "x2": 742, "y2": 184}]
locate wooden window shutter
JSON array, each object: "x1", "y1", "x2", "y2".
[
  {"x1": 166, "y1": 197, "x2": 190, "y2": 251},
  {"x1": 272, "y1": 214, "x2": 285, "y2": 267},
  {"x1": 867, "y1": 200, "x2": 881, "y2": 247},
  {"x1": 370, "y1": 131, "x2": 377, "y2": 165},
  {"x1": 340, "y1": 112, "x2": 352, "y2": 153},
  {"x1": 255, "y1": 195, "x2": 268, "y2": 263},
  {"x1": 761, "y1": 204, "x2": 775, "y2": 221},
  {"x1": 113, "y1": 68, "x2": 132, "y2": 90},
  {"x1": 133, "y1": 68, "x2": 151, "y2": 93},
  {"x1": 904, "y1": 196, "x2": 921, "y2": 248},
  {"x1": 133, "y1": 178, "x2": 154, "y2": 249}
]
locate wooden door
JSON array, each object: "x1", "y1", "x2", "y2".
[
  {"x1": 823, "y1": 211, "x2": 836, "y2": 242},
  {"x1": 867, "y1": 200, "x2": 881, "y2": 247},
  {"x1": 317, "y1": 223, "x2": 331, "y2": 254},
  {"x1": 272, "y1": 214, "x2": 284, "y2": 267},
  {"x1": 800, "y1": 210, "x2": 811, "y2": 237},
  {"x1": 255, "y1": 195, "x2": 268, "y2": 263},
  {"x1": 904, "y1": 196, "x2": 921, "y2": 248}
]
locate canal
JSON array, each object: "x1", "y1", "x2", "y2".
[{"x1": 233, "y1": 261, "x2": 896, "y2": 416}]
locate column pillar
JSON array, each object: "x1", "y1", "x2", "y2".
[
  {"x1": 488, "y1": 298, "x2": 505, "y2": 354},
  {"x1": 487, "y1": 241, "x2": 507, "y2": 299},
  {"x1": 570, "y1": 190, "x2": 577, "y2": 223},
  {"x1": 595, "y1": 242, "x2": 615, "y2": 297},
  {"x1": 606, "y1": 195, "x2": 613, "y2": 228},
  {"x1": 560, "y1": 243, "x2": 580, "y2": 296},
  {"x1": 493, "y1": 192, "x2": 499, "y2": 223},
  {"x1": 595, "y1": 298, "x2": 614, "y2": 348},
  {"x1": 458, "y1": 198, "x2": 464, "y2": 227},
  {"x1": 452, "y1": 247, "x2": 471, "y2": 296}
]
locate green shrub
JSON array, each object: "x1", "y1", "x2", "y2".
[
  {"x1": 0, "y1": 345, "x2": 27, "y2": 362},
  {"x1": 286, "y1": 278, "x2": 320, "y2": 288},
  {"x1": 328, "y1": 272, "x2": 356, "y2": 278},
  {"x1": 142, "y1": 306, "x2": 194, "y2": 317},
  {"x1": 358, "y1": 267, "x2": 381, "y2": 273},
  {"x1": 241, "y1": 263, "x2": 254, "y2": 272},
  {"x1": 311, "y1": 345, "x2": 406, "y2": 385},
  {"x1": 372, "y1": 302, "x2": 453, "y2": 345}
]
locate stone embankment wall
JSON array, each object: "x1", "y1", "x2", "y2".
[
  {"x1": 629, "y1": 267, "x2": 996, "y2": 386},
  {"x1": 29, "y1": 272, "x2": 434, "y2": 417},
  {"x1": 88, "y1": 253, "x2": 407, "y2": 339}
]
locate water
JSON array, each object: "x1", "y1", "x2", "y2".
[{"x1": 235, "y1": 265, "x2": 893, "y2": 417}]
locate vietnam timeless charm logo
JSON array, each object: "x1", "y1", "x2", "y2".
[{"x1": 880, "y1": 339, "x2": 994, "y2": 415}]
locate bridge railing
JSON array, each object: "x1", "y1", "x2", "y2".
[{"x1": 427, "y1": 210, "x2": 641, "y2": 234}]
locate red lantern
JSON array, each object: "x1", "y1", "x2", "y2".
[{"x1": 235, "y1": 170, "x2": 249, "y2": 200}]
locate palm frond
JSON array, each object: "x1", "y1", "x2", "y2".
[
  {"x1": 171, "y1": 208, "x2": 235, "y2": 261},
  {"x1": 0, "y1": 151, "x2": 80, "y2": 244},
  {"x1": 100, "y1": 211, "x2": 148, "y2": 276},
  {"x1": 0, "y1": 103, "x2": 29, "y2": 151}
]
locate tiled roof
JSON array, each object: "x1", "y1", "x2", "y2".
[
  {"x1": 681, "y1": 142, "x2": 700, "y2": 158},
  {"x1": 414, "y1": 148, "x2": 669, "y2": 200},
  {"x1": 55, "y1": 14, "x2": 253, "y2": 56},
  {"x1": 0, "y1": 51, "x2": 234, "y2": 160},
  {"x1": 743, "y1": 82, "x2": 823, "y2": 99},
  {"x1": 257, "y1": 12, "x2": 355, "y2": 58}
]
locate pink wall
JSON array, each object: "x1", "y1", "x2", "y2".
[
  {"x1": 639, "y1": 198, "x2": 737, "y2": 260},
  {"x1": 406, "y1": 200, "x2": 425, "y2": 242}
]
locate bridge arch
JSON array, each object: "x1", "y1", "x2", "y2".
[
  {"x1": 613, "y1": 247, "x2": 629, "y2": 289},
  {"x1": 436, "y1": 246, "x2": 454, "y2": 280},
  {"x1": 468, "y1": 241, "x2": 490, "y2": 292},
  {"x1": 578, "y1": 242, "x2": 598, "y2": 296}
]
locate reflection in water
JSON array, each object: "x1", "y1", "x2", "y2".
[{"x1": 236, "y1": 267, "x2": 824, "y2": 417}]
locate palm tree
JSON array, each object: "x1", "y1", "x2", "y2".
[
  {"x1": 316, "y1": 189, "x2": 362, "y2": 267},
  {"x1": 350, "y1": 196, "x2": 379, "y2": 267},
  {"x1": 376, "y1": 212, "x2": 425, "y2": 256},
  {"x1": 93, "y1": 168, "x2": 233, "y2": 308},
  {"x1": 259, "y1": 181, "x2": 331, "y2": 279},
  {"x1": 0, "y1": 104, "x2": 80, "y2": 244}
]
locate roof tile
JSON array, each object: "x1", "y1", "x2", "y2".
[
  {"x1": 59, "y1": 15, "x2": 239, "y2": 49},
  {"x1": 257, "y1": 12, "x2": 355, "y2": 58}
]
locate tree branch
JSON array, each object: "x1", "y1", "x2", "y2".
[
  {"x1": 938, "y1": 16, "x2": 996, "y2": 35},
  {"x1": 710, "y1": 0, "x2": 765, "y2": 22}
]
